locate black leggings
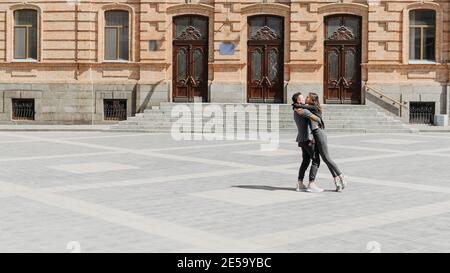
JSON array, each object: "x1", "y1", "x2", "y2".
[{"x1": 312, "y1": 128, "x2": 342, "y2": 178}]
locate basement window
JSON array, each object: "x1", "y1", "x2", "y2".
[
  {"x1": 104, "y1": 99, "x2": 127, "y2": 121},
  {"x1": 409, "y1": 101, "x2": 435, "y2": 124},
  {"x1": 12, "y1": 98, "x2": 35, "y2": 120}
]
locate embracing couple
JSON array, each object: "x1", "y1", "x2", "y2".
[{"x1": 292, "y1": 92, "x2": 346, "y2": 193}]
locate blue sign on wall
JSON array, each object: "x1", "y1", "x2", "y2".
[{"x1": 219, "y1": 43, "x2": 235, "y2": 56}]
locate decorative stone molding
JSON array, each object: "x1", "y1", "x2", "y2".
[
  {"x1": 250, "y1": 26, "x2": 279, "y2": 41},
  {"x1": 241, "y1": 3, "x2": 290, "y2": 17},
  {"x1": 328, "y1": 26, "x2": 356, "y2": 41},
  {"x1": 9, "y1": 3, "x2": 42, "y2": 12},
  {"x1": 317, "y1": 3, "x2": 369, "y2": 14},
  {"x1": 175, "y1": 26, "x2": 204, "y2": 40},
  {"x1": 166, "y1": 3, "x2": 214, "y2": 15},
  {"x1": 402, "y1": 2, "x2": 443, "y2": 64}
]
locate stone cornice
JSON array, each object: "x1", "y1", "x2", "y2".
[
  {"x1": 317, "y1": 3, "x2": 368, "y2": 14},
  {"x1": 241, "y1": 3, "x2": 290, "y2": 16},
  {"x1": 361, "y1": 63, "x2": 448, "y2": 69},
  {"x1": 166, "y1": 3, "x2": 214, "y2": 15},
  {"x1": 404, "y1": 1, "x2": 443, "y2": 12}
]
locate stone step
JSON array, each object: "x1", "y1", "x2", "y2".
[
  {"x1": 153, "y1": 103, "x2": 383, "y2": 109},
  {"x1": 141, "y1": 109, "x2": 397, "y2": 115},
  {"x1": 128, "y1": 119, "x2": 402, "y2": 126},
  {"x1": 136, "y1": 117, "x2": 395, "y2": 124},
  {"x1": 129, "y1": 120, "x2": 403, "y2": 127},
  {"x1": 130, "y1": 119, "x2": 403, "y2": 125},
  {"x1": 140, "y1": 114, "x2": 391, "y2": 120},
  {"x1": 110, "y1": 102, "x2": 411, "y2": 133},
  {"x1": 113, "y1": 123, "x2": 409, "y2": 130},
  {"x1": 138, "y1": 114, "x2": 401, "y2": 119},
  {"x1": 138, "y1": 112, "x2": 397, "y2": 119},
  {"x1": 158, "y1": 103, "x2": 377, "y2": 109},
  {"x1": 145, "y1": 108, "x2": 388, "y2": 114},
  {"x1": 155, "y1": 111, "x2": 385, "y2": 115},
  {"x1": 110, "y1": 127, "x2": 414, "y2": 134}
]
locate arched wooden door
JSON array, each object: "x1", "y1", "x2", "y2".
[
  {"x1": 173, "y1": 16, "x2": 208, "y2": 102},
  {"x1": 324, "y1": 15, "x2": 362, "y2": 104},
  {"x1": 247, "y1": 15, "x2": 284, "y2": 103}
]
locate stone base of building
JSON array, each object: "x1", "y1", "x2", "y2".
[
  {"x1": 0, "y1": 83, "x2": 135, "y2": 124},
  {"x1": 210, "y1": 82, "x2": 245, "y2": 103},
  {"x1": 286, "y1": 83, "x2": 324, "y2": 104},
  {"x1": 0, "y1": 82, "x2": 448, "y2": 124},
  {"x1": 136, "y1": 82, "x2": 170, "y2": 111}
]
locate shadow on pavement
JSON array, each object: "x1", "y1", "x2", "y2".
[
  {"x1": 232, "y1": 185, "x2": 337, "y2": 193},
  {"x1": 233, "y1": 185, "x2": 296, "y2": 191}
]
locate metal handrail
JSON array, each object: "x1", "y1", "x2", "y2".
[{"x1": 364, "y1": 84, "x2": 408, "y2": 110}]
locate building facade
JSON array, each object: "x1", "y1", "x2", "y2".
[{"x1": 0, "y1": 0, "x2": 448, "y2": 124}]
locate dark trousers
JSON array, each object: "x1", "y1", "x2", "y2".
[
  {"x1": 312, "y1": 128, "x2": 342, "y2": 178},
  {"x1": 298, "y1": 142, "x2": 320, "y2": 182}
]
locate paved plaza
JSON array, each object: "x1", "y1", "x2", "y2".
[{"x1": 0, "y1": 130, "x2": 449, "y2": 253}]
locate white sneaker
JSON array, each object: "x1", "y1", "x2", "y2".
[
  {"x1": 340, "y1": 175, "x2": 347, "y2": 189},
  {"x1": 334, "y1": 177, "x2": 343, "y2": 192},
  {"x1": 306, "y1": 182, "x2": 324, "y2": 193},
  {"x1": 296, "y1": 181, "x2": 307, "y2": 192},
  {"x1": 335, "y1": 175, "x2": 347, "y2": 192}
]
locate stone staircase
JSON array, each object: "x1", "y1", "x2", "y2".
[{"x1": 109, "y1": 102, "x2": 417, "y2": 133}]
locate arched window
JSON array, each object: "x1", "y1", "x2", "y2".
[
  {"x1": 105, "y1": 10, "x2": 129, "y2": 61},
  {"x1": 409, "y1": 10, "x2": 436, "y2": 61},
  {"x1": 14, "y1": 9, "x2": 38, "y2": 60}
]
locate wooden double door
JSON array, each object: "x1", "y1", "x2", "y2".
[
  {"x1": 172, "y1": 16, "x2": 208, "y2": 102},
  {"x1": 247, "y1": 15, "x2": 284, "y2": 103},
  {"x1": 324, "y1": 15, "x2": 362, "y2": 104},
  {"x1": 173, "y1": 43, "x2": 208, "y2": 102}
]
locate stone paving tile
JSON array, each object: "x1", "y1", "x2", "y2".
[
  {"x1": 59, "y1": 171, "x2": 450, "y2": 240},
  {"x1": 0, "y1": 197, "x2": 190, "y2": 253},
  {"x1": 279, "y1": 213, "x2": 450, "y2": 253},
  {"x1": 0, "y1": 135, "x2": 27, "y2": 142},
  {"x1": 0, "y1": 131, "x2": 449, "y2": 252},
  {"x1": 0, "y1": 141, "x2": 106, "y2": 159},
  {"x1": 1, "y1": 131, "x2": 115, "y2": 140},
  {"x1": 0, "y1": 153, "x2": 235, "y2": 189},
  {"x1": 320, "y1": 133, "x2": 450, "y2": 152},
  {"x1": 157, "y1": 143, "x2": 388, "y2": 167},
  {"x1": 344, "y1": 154, "x2": 450, "y2": 187},
  {"x1": 70, "y1": 133, "x2": 254, "y2": 151}
]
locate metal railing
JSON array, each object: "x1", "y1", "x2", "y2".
[
  {"x1": 104, "y1": 99, "x2": 127, "y2": 121},
  {"x1": 12, "y1": 99, "x2": 35, "y2": 120},
  {"x1": 409, "y1": 102, "x2": 435, "y2": 125},
  {"x1": 364, "y1": 84, "x2": 408, "y2": 117}
]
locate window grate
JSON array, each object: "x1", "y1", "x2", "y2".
[
  {"x1": 104, "y1": 99, "x2": 127, "y2": 121},
  {"x1": 12, "y1": 99, "x2": 35, "y2": 120},
  {"x1": 410, "y1": 101, "x2": 435, "y2": 124}
]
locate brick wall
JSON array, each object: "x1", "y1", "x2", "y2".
[{"x1": 0, "y1": 0, "x2": 448, "y2": 123}]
